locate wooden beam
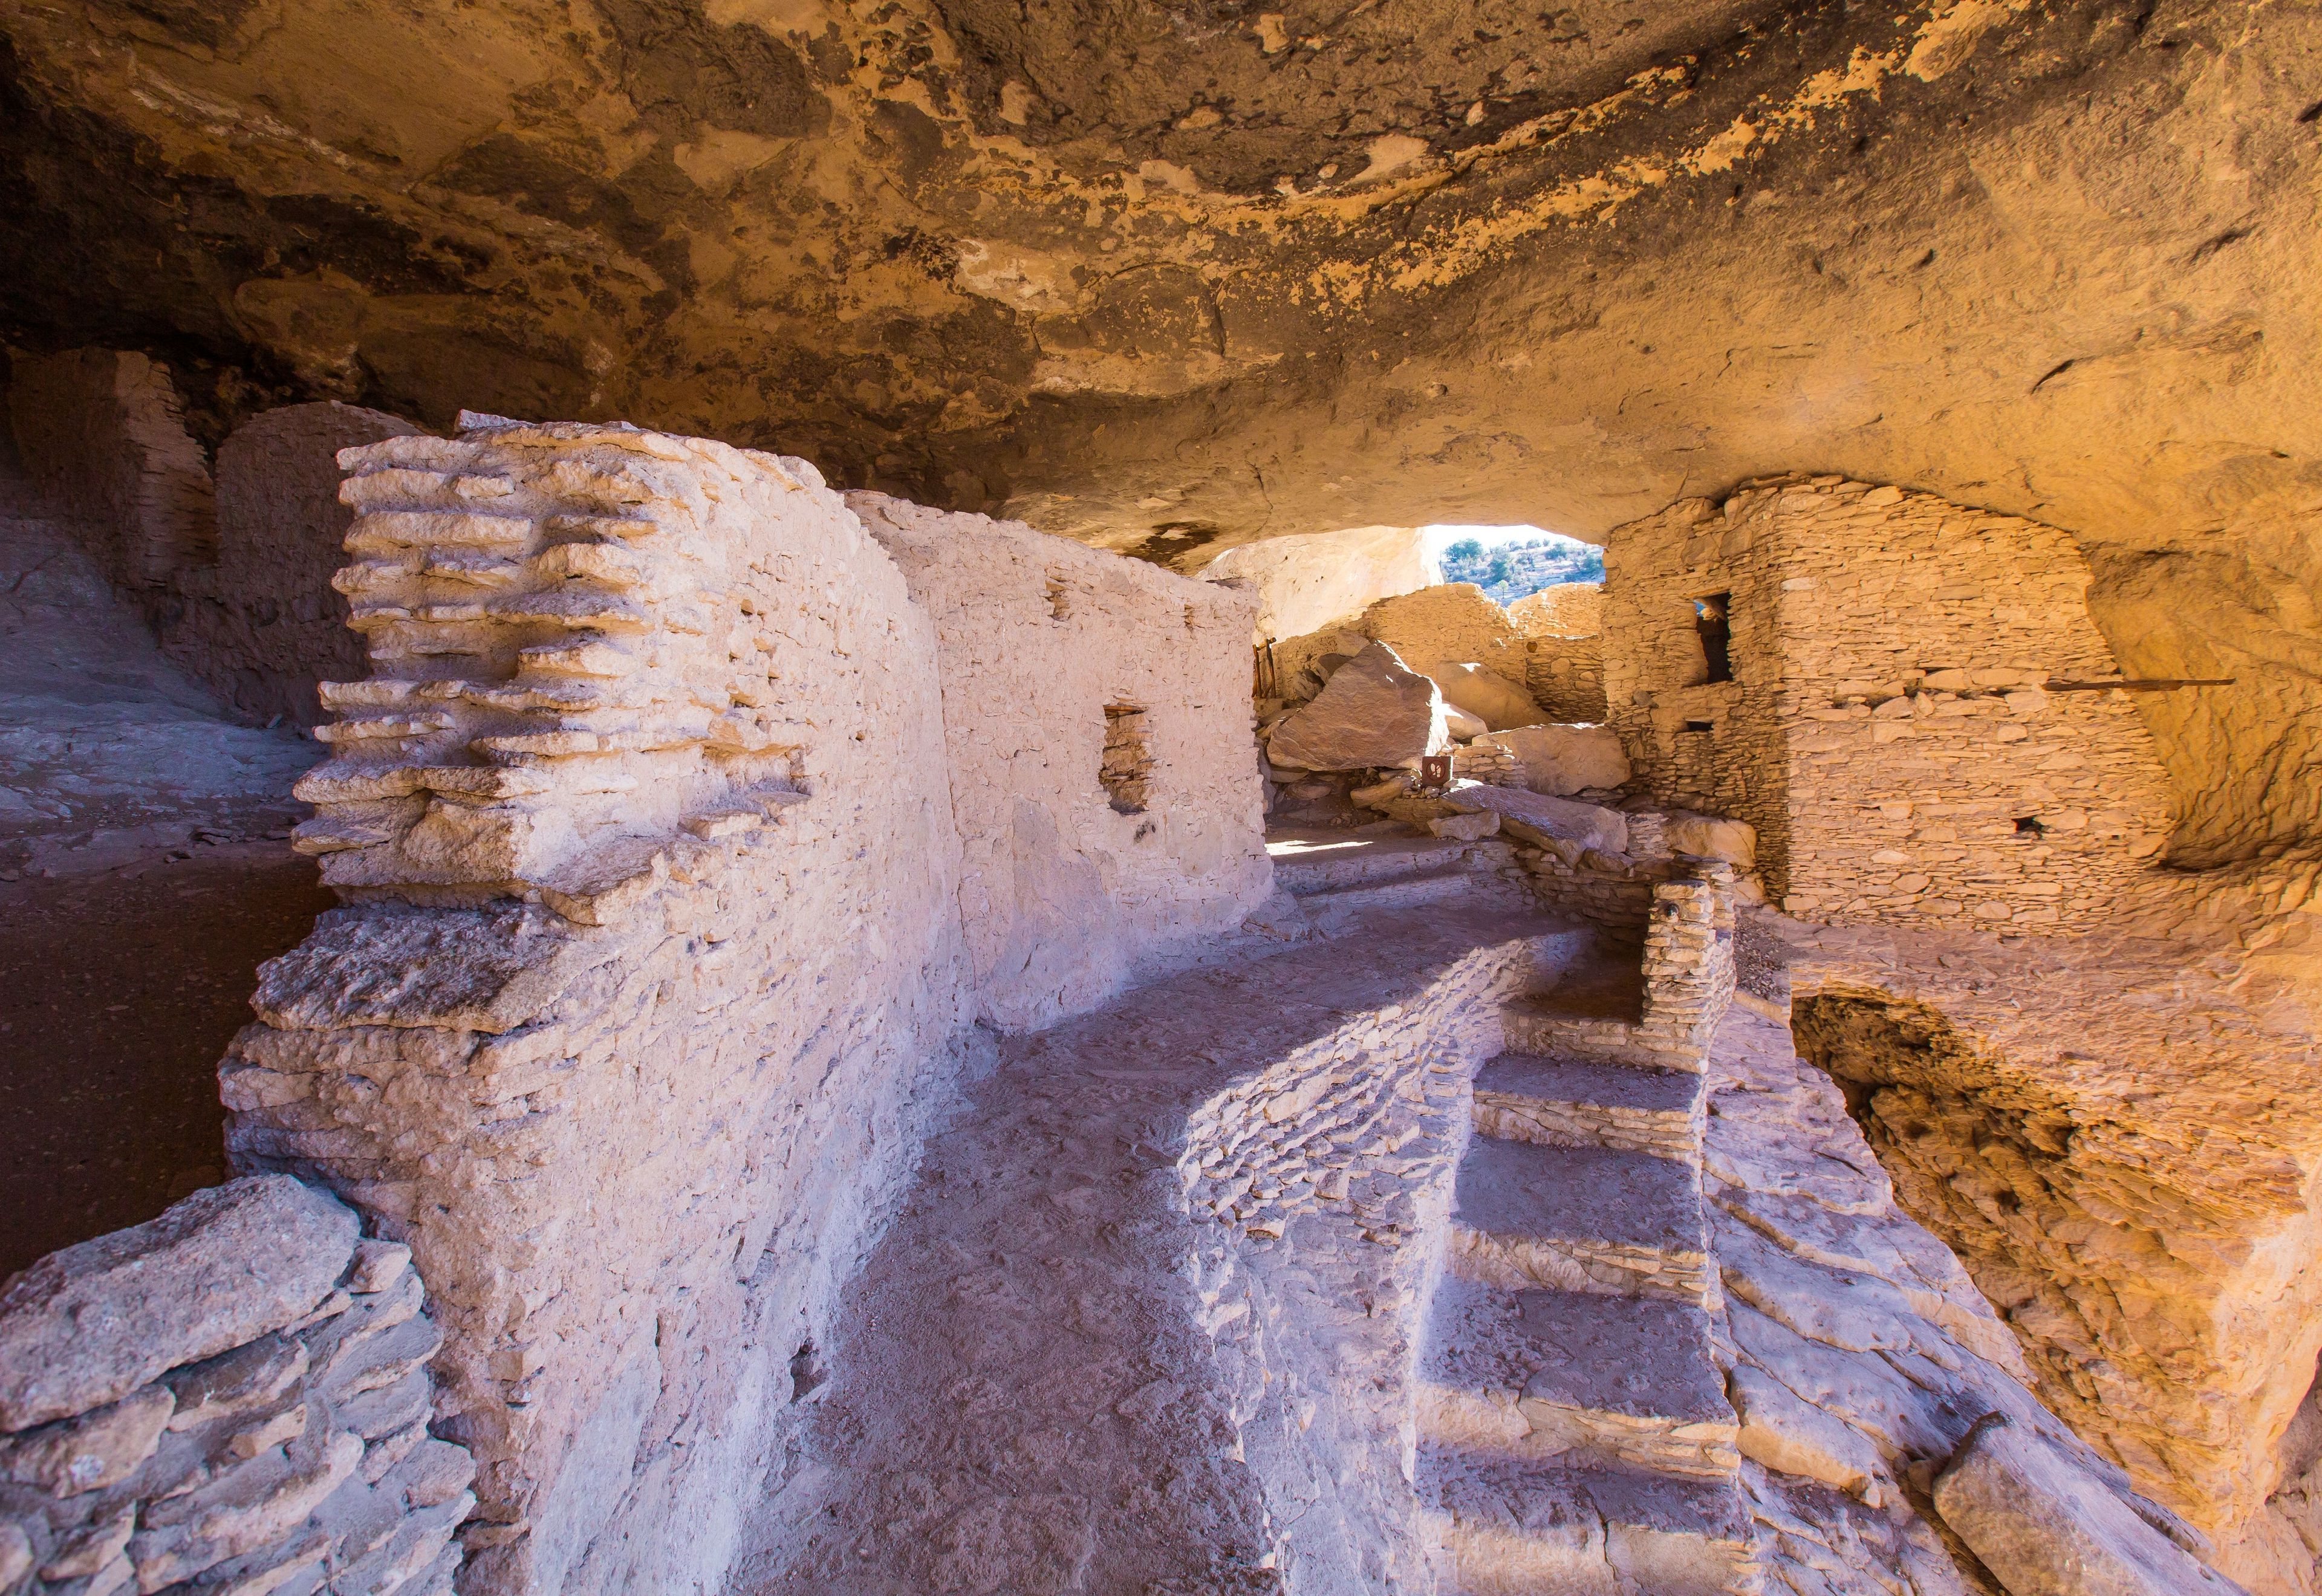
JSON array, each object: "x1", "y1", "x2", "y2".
[{"x1": 2040, "y1": 678, "x2": 2236, "y2": 693}]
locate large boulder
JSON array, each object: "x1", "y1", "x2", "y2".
[
  {"x1": 1202, "y1": 525, "x2": 1436, "y2": 641},
  {"x1": 1932, "y1": 1415, "x2": 2245, "y2": 1596},
  {"x1": 1265, "y1": 641, "x2": 1452, "y2": 771},
  {"x1": 1417, "y1": 660, "x2": 1544, "y2": 731},
  {"x1": 1665, "y1": 813, "x2": 1758, "y2": 868},
  {"x1": 1437, "y1": 782, "x2": 1628, "y2": 857},
  {"x1": 1488, "y1": 723, "x2": 1632, "y2": 795}
]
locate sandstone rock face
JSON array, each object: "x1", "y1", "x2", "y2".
[
  {"x1": 1665, "y1": 813, "x2": 1758, "y2": 868},
  {"x1": 1604, "y1": 477, "x2": 2174, "y2": 931},
  {"x1": 1, "y1": 3, "x2": 2315, "y2": 864},
  {"x1": 1437, "y1": 781, "x2": 1628, "y2": 858},
  {"x1": 1356, "y1": 584, "x2": 1529, "y2": 695},
  {"x1": 0, "y1": 1177, "x2": 473, "y2": 1596},
  {"x1": 1486, "y1": 722, "x2": 1631, "y2": 796},
  {"x1": 1200, "y1": 524, "x2": 1436, "y2": 641},
  {"x1": 0, "y1": 1175, "x2": 353, "y2": 1430},
  {"x1": 1417, "y1": 660, "x2": 1543, "y2": 731},
  {"x1": 1780, "y1": 886, "x2": 2322, "y2": 1595},
  {"x1": 849, "y1": 491, "x2": 1271, "y2": 1029},
  {"x1": 1266, "y1": 641, "x2": 1451, "y2": 771}
]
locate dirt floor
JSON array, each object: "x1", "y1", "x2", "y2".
[{"x1": 0, "y1": 839, "x2": 331, "y2": 1277}]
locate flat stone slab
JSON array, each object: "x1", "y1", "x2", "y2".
[
  {"x1": 1476, "y1": 1056, "x2": 1700, "y2": 1117},
  {"x1": 1431, "y1": 1278, "x2": 1728, "y2": 1423},
  {"x1": 0, "y1": 1174, "x2": 357, "y2": 1429},
  {"x1": 1455, "y1": 1139, "x2": 1701, "y2": 1255}
]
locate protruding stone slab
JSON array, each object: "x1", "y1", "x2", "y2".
[
  {"x1": 1266, "y1": 641, "x2": 1451, "y2": 771},
  {"x1": 0, "y1": 1176, "x2": 358, "y2": 1430},
  {"x1": 1932, "y1": 1415, "x2": 2248, "y2": 1596},
  {"x1": 1418, "y1": 660, "x2": 1544, "y2": 731},
  {"x1": 1439, "y1": 782, "x2": 1629, "y2": 856}
]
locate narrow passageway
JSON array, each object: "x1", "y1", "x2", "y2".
[{"x1": 730, "y1": 840, "x2": 1559, "y2": 1594}]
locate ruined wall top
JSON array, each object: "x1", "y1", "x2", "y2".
[{"x1": 292, "y1": 414, "x2": 902, "y2": 924}]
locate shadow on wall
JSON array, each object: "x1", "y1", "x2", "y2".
[{"x1": 2083, "y1": 543, "x2": 2322, "y2": 868}]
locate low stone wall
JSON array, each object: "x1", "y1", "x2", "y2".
[
  {"x1": 229, "y1": 418, "x2": 981, "y2": 1596},
  {"x1": 1177, "y1": 918, "x2": 1567, "y2": 1592},
  {"x1": 0, "y1": 1175, "x2": 473, "y2": 1596},
  {"x1": 848, "y1": 493, "x2": 1271, "y2": 1028},
  {"x1": 1523, "y1": 634, "x2": 1607, "y2": 722}
]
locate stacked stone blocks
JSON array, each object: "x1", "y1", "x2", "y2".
[
  {"x1": 0, "y1": 1177, "x2": 473, "y2": 1596},
  {"x1": 1604, "y1": 477, "x2": 2172, "y2": 930}
]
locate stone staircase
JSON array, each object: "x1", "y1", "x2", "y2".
[
  {"x1": 1266, "y1": 828, "x2": 1504, "y2": 931},
  {"x1": 1419, "y1": 872, "x2": 1761, "y2": 1595}
]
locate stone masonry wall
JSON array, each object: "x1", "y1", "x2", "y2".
[
  {"x1": 0, "y1": 1175, "x2": 473, "y2": 1596},
  {"x1": 848, "y1": 492, "x2": 1272, "y2": 1030},
  {"x1": 175, "y1": 404, "x2": 425, "y2": 728},
  {"x1": 227, "y1": 419, "x2": 979, "y2": 1596},
  {"x1": 7, "y1": 349, "x2": 215, "y2": 591},
  {"x1": 1604, "y1": 477, "x2": 2173, "y2": 930},
  {"x1": 1356, "y1": 582, "x2": 1530, "y2": 691},
  {"x1": 1509, "y1": 582, "x2": 1607, "y2": 722}
]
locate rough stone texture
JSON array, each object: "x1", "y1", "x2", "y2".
[
  {"x1": 1421, "y1": 658, "x2": 1543, "y2": 731},
  {"x1": 0, "y1": 1175, "x2": 352, "y2": 1430},
  {"x1": 1511, "y1": 583, "x2": 1609, "y2": 724},
  {"x1": 1355, "y1": 583, "x2": 1532, "y2": 693},
  {"x1": 178, "y1": 403, "x2": 426, "y2": 728},
  {"x1": 1774, "y1": 874, "x2": 2322, "y2": 1595},
  {"x1": 0, "y1": 1176, "x2": 473, "y2": 1596},
  {"x1": 230, "y1": 420, "x2": 983, "y2": 1596},
  {"x1": 1200, "y1": 524, "x2": 1436, "y2": 642},
  {"x1": 1486, "y1": 721, "x2": 1631, "y2": 796},
  {"x1": 1509, "y1": 583, "x2": 1603, "y2": 641},
  {"x1": 1934, "y1": 1414, "x2": 2247, "y2": 1596},
  {"x1": 1604, "y1": 476, "x2": 2174, "y2": 931},
  {"x1": 6, "y1": 349, "x2": 214, "y2": 591},
  {"x1": 1703, "y1": 996, "x2": 2237, "y2": 1596},
  {"x1": 847, "y1": 491, "x2": 1272, "y2": 1028},
  {"x1": 1266, "y1": 640, "x2": 1451, "y2": 771}
]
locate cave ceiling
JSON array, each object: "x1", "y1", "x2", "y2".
[{"x1": 0, "y1": 0, "x2": 2315, "y2": 581}]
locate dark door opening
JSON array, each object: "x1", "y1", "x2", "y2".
[{"x1": 1694, "y1": 594, "x2": 1732, "y2": 684}]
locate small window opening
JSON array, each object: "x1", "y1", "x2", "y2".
[
  {"x1": 1101, "y1": 702, "x2": 1153, "y2": 814},
  {"x1": 2014, "y1": 816, "x2": 2044, "y2": 836},
  {"x1": 1693, "y1": 593, "x2": 1733, "y2": 684},
  {"x1": 1046, "y1": 574, "x2": 1072, "y2": 621},
  {"x1": 1683, "y1": 719, "x2": 1715, "y2": 734}
]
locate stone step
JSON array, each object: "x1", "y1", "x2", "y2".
[
  {"x1": 1422, "y1": 1277, "x2": 1737, "y2": 1479},
  {"x1": 1449, "y1": 1137, "x2": 1713, "y2": 1306},
  {"x1": 1472, "y1": 1054, "x2": 1702, "y2": 1161},
  {"x1": 1423, "y1": 1447, "x2": 1761, "y2": 1596},
  {"x1": 1267, "y1": 831, "x2": 1481, "y2": 896},
  {"x1": 1293, "y1": 866, "x2": 1483, "y2": 923}
]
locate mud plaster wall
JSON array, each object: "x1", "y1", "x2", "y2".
[
  {"x1": 225, "y1": 423, "x2": 981, "y2": 1596},
  {"x1": 1604, "y1": 478, "x2": 2173, "y2": 932},
  {"x1": 850, "y1": 491, "x2": 1272, "y2": 1030}
]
